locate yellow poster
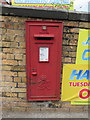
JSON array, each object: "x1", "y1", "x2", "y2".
[
  {"x1": 72, "y1": 29, "x2": 90, "y2": 105},
  {"x1": 61, "y1": 64, "x2": 90, "y2": 101},
  {"x1": 76, "y1": 29, "x2": 90, "y2": 64},
  {"x1": 11, "y1": 0, "x2": 74, "y2": 11},
  {"x1": 71, "y1": 101, "x2": 90, "y2": 105}
]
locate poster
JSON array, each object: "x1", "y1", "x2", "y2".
[
  {"x1": 12, "y1": 0, "x2": 74, "y2": 10},
  {"x1": 71, "y1": 29, "x2": 90, "y2": 105},
  {"x1": 61, "y1": 29, "x2": 90, "y2": 105},
  {"x1": 76, "y1": 29, "x2": 90, "y2": 64},
  {"x1": 61, "y1": 64, "x2": 90, "y2": 102},
  {"x1": 14, "y1": 0, "x2": 70, "y2": 4}
]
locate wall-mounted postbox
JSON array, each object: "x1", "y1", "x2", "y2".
[{"x1": 26, "y1": 21, "x2": 63, "y2": 101}]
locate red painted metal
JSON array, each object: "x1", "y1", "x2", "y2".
[
  {"x1": 26, "y1": 20, "x2": 63, "y2": 101},
  {"x1": 34, "y1": 34, "x2": 54, "y2": 38}
]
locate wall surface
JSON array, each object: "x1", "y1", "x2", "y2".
[{"x1": 0, "y1": 5, "x2": 90, "y2": 112}]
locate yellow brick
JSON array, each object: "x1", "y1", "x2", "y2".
[
  {"x1": 79, "y1": 22, "x2": 89, "y2": 28},
  {"x1": 0, "y1": 82, "x2": 16, "y2": 87},
  {"x1": 0, "y1": 65, "x2": 2, "y2": 70},
  {"x1": 2, "y1": 29, "x2": 7, "y2": 35},
  {"x1": 11, "y1": 17, "x2": 20, "y2": 22},
  {"x1": 14, "y1": 48, "x2": 25, "y2": 54},
  {"x1": 2, "y1": 66, "x2": 11, "y2": 71},
  {"x1": 2, "y1": 60, "x2": 18, "y2": 65},
  {"x1": 2, "y1": 107, "x2": 11, "y2": 111},
  {"x1": 21, "y1": 77, "x2": 26, "y2": 83},
  {"x1": 7, "y1": 29, "x2": 25, "y2": 36},
  {"x1": 15, "y1": 36, "x2": 25, "y2": 42},
  {"x1": 2, "y1": 71, "x2": 17, "y2": 76},
  {"x1": 0, "y1": 53, "x2": 2, "y2": 58},
  {"x1": 1, "y1": 87, "x2": 11, "y2": 92},
  {"x1": 0, "y1": 93, "x2": 2, "y2": 96},
  {"x1": 14, "y1": 77, "x2": 21, "y2": 82},
  {"x1": 2, "y1": 22, "x2": 13, "y2": 29},
  {"x1": 19, "y1": 42, "x2": 25, "y2": 48},
  {"x1": 71, "y1": 58, "x2": 76, "y2": 63},
  {"x1": 0, "y1": 87, "x2": 26, "y2": 92},
  {"x1": 0, "y1": 97, "x2": 2, "y2": 101},
  {"x1": 11, "y1": 66, "x2": 25, "y2": 71},
  {"x1": 64, "y1": 58, "x2": 71, "y2": 62},
  {"x1": 19, "y1": 17, "x2": 28, "y2": 22},
  {"x1": 74, "y1": 34, "x2": 78, "y2": 40},
  {"x1": 2, "y1": 16, "x2": 12, "y2": 22},
  {"x1": 0, "y1": 34, "x2": 1, "y2": 40},
  {"x1": 23, "y1": 55, "x2": 26, "y2": 60},
  {"x1": 6, "y1": 54, "x2": 14, "y2": 59},
  {"x1": 18, "y1": 72, "x2": 26, "y2": 77},
  {"x1": 2, "y1": 34, "x2": 14, "y2": 41},
  {"x1": 70, "y1": 28, "x2": 79, "y2": 33},
  {"x1": 3, "y1": 48, "x2": 14, "y2": 53},
  {"x1": 18, "y1": 83, "x2": 26, "y2": 88},
  {"x1": 2, "y1": 76, "x2": 13, "y2": 82},
  {"x1": 0, "y1": 107, "x2": 2, "y2": 111},
  {"x1": 18, "y1": 93, "x2": 26, "y2": 98},
  {"x1": 69, "y1": 52, "x2": 76, "y2": 57},
  {"x1": 15, "y1": 54, "x2": 23, "y2": 60},
  {"x1": 69, "y1": 40, "x2": 77, "y2": 45},
  {"x1": 64, "y1": 21, "x2": 79, "y2": 27},
  {"x1": 2, "y1": 97, "x2": 26, "y2": 102},
  {"x1": 3, "y1": 102, "x2": 17, "y2": 107},
  {"x1": 0, "y1": 42, "x2": 2, "y2": 47},
  {"x1": 2, "y1": 76, "x2": 5, "y2": 81},
  {"x1": 0, "y1": 16, "x2": 2, "y2": 21},
  {"x1": 2, "y1": 92, "x2": 17, "y2": 97},
  {"x1": 2, "y1": 42, "x2": 11, "y2": 47},
  {"x1": 13, "y1": 23, "x2": 20, "y2": 29},
  {"x1": 12, "y1": 17, "x2": 27, "y2": 23},
  {"x1": 10, "y1": 42, "x2": 18, "y2": 48},
  {"x1": 11, "y1": 88, "x2": 26, "y2": 92},
  {"x1": 16, "y1": 102, "x2": 30, "y2": 107},
  {"x1": 12, "y1": 107, "x2": 26, "y2": 111},
  {"x1": 2, "y1": 53, "x2": 7, "y2": 59},
  {"x1": 18, "y1": 61, "x2": 26, "y2": 65}
]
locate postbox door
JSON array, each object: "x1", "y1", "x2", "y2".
[{"x1": 26, "y1": 21, "x2": 63, "y2": 101}]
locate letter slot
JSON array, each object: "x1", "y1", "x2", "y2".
[{"x1": 34, "y1": 34, "x2": 54, "y2": 41}]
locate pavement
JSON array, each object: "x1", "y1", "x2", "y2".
[{"x1": 2, "y1": 111, "x2": 89, "y2": 118}]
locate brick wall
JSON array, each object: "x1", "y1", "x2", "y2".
[{"x1": 0, "y1": 15, "x2": 90, "y2": 112}]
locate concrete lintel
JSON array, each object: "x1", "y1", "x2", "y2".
[{"x1": 1, "y1": 5, "x2": 90, "y2": 22}]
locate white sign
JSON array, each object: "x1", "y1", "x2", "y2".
[
  {"x1": 14, "y1": 0, "x2": 70, "y2": 4},
  {"x1": 39, "y1": 47, "x2": 49, "y2": 62}
]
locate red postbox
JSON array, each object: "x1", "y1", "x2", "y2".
[{"x1": 26, "y1": 21, "x2": 63, "y2": 101}]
